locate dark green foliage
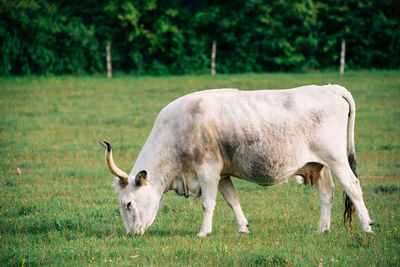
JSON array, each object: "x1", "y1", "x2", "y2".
[{"x1": 0, "y1": 0, "x2": 399, "y2": 75}]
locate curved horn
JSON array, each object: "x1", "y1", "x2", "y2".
[{"x1": 99, "y1": 141, "x2": 129, "y2": 186}]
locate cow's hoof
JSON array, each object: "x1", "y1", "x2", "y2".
[
  {"x1": 238, "y1": 222, "x2": 250, "y2": 234},
  {"x1": 197, "y1": 232, "x2": 211, "y2": 237},
  {"x1": 362, "y1": 225, "x2": 374, "y2": 233},
  {"x1": 316, "y1": 228, "x2": 330, "y2": 233}
]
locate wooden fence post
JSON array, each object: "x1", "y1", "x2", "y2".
[
  {"x1": 340, "y1": 39, "x2": 345, "y2": 74},
  {"x1": 106, "y1": 42, "x2": 112, "y2": 78},
  {"x1": 211, "y1": 40, "x2": 216, "y2": 76}
]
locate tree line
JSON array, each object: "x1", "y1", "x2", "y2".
[{"x1": 1, "y1": 0, "x2": 399, "y2": 75}]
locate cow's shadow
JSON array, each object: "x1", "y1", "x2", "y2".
[{"x1": 143, "y1": 227, "x2": 195, "y2": 238}]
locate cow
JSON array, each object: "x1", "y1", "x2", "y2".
[{"x1": 99, "y1": 85, "x2": 374, "y2": 237}]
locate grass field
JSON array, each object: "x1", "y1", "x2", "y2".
[{"x1": 0, "y1": 71, "x2": 399, "y2": 266}]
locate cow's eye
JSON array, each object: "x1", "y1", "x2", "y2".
[{"x1": 127, "y1": 202, "x2": 132, "y2": 211}]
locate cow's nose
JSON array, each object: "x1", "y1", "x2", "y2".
[{"x1": 127, "y1": 232, "x2": 133, "y2": 238}]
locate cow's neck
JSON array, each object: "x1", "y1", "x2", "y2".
[
  {"x1": 131, "y1": 142, "x2": 180, "y2": 196},
  {"x1": 166, "y1": 174, "x2": 189, "y2": 197},
  {"x1": 166, "y1": 173, "x2": 201, "y2": 198}
]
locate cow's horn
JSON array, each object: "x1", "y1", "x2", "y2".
[{"x1": 99, "y1": 141, "x2": 129, "y2": 186}]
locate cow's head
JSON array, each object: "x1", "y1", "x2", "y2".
[{"x1": 99, "y1": 141, "x2": 162, "y2": 236}]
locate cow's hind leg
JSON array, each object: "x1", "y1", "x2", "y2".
[
  {"x1": 329, "y1": 162, "x2": 373, "y2": 232},
  {"x1": 218, "y1": 176, "x2": 249, "y2": 234},
  {"x1": 315, "y1": 167, "x2": 335, "y2": 233},
  {"x1": 196, "y1": 163, "x2": 222, "y2": 237}
]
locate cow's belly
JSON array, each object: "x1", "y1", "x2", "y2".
[
  {"x1": 229, "y1": 159, "x2": 294, "y2": 186},
  {"x1": 224, "y1": 147, "x2": 303, "y2": 186},
  {"x1": 215, "y1": 112, "x2": 314, "y2": 185},
  {"x1": 233, "y1": 172, "x2": 277, "y2": 186}
]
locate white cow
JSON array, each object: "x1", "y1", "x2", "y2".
[{"x1": 100, "y1": 85, "x2": 373, "y2": 237}]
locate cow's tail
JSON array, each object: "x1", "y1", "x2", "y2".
[
  {"x1": 342, "y1": 87, "x2": 357, "y2": 228},
  {"x1": 331, "y1": 85, "x2": 357, "y2": 228}
]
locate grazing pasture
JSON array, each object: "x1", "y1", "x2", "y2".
[{"x1": 0, "y1": 71, "x2": 399, "y2": 266}]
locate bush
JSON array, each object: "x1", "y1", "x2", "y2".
[{"x1": 0, "y1": 0, "x2": 399, "y2": 75}]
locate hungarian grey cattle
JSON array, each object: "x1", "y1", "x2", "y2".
[{"x1": 100, "y1": 85, "x2": 373, "y2": 237}]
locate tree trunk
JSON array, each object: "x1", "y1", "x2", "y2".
[
  {"x1": 340, "y1": 39, "x2": 345, "y2": 74},
  {"x1": 106, "y1": 42, "x2": 112, "y2": 78},
  {"x1": 211, "y1": 40, "x2": 217, "y2": 76}
]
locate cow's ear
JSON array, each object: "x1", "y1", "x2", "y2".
[{"x1": 135, "y1": 170, "x2": 147, "y2": 187}]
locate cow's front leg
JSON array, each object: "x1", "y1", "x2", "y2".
[
  {"x1": 218, "y1": 176, "x2": 249, "y2": 234},
  {"x1": 196, "y1": 164, "x2": 221, "y2": 237},
  {"x1": 197, "y1": 187, "x2": 218, "y2": 237}
]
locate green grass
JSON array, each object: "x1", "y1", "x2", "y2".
[{"x1": 0, "y1": 71, "x2": 399, "y2": 266}]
